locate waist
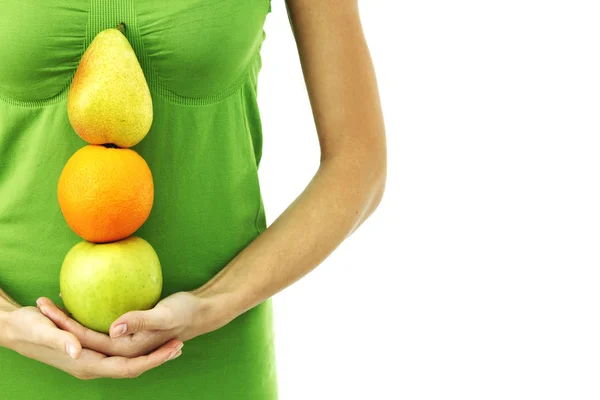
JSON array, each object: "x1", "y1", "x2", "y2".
[{"x1": 0, "y1": 209, "x2": 261, "y2": 307}]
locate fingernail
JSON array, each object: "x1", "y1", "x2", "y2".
[
  {"x1": 39, "y1": 306, "x2": 48, "y2": 317},
  {"x1": 167, "y1": 350, "x2": 182, "y2": 361},
  {"x1": 112, "y1": 324, "x2": 127, "y2": 338},
  {"x1": 36, "y1": 299, "x2": 42, "y2": 307},
  {"x1": 66, "y1": 343, "x2": 77, "y2": 359}
]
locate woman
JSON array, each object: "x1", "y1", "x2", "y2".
[{"x1": 0, "y1": 0, "x2": 386, "y2": 398}]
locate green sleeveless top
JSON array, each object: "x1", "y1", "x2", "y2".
[{"x1": 0, "y1": 1, "x2": 277, "y2": 399}]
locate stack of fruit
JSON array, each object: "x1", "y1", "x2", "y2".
[{"x1": 57, "y1": 23, "x2": 162, "y2": 334}]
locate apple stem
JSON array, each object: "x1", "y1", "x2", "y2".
[{"x1": 116, "y1": 22, "x2": 126, "y2": 34}]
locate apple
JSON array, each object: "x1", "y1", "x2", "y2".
[{"x1": 60, "y1": 236, "x2": 162, "y2": 333}]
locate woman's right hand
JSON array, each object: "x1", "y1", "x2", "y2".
[{"x1": 0, "y1": 306, "x2": 183, "y2": 380}]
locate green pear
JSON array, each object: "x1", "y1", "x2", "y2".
[
  {"x1": 60, "y1": 236, "x2": 162, "y2": 333},
  {"x1": 67, "y1": 23, "x2": 153, "y2": 148}
]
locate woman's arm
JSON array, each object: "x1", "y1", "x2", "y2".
[
  {"x1": 192, "y1": 0, "x2": 386, "y2": 317},
  {"x1": 39, "y1": 0, "x2": 386, "y2": 349}
]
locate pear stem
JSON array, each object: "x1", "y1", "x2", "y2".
[{"x1": 116, "y1": 22, "x2": 126, "y2": 34}]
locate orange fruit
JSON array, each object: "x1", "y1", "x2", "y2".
[{"x1": 58, "y1": 145, "x2": 154, "y2": 243}]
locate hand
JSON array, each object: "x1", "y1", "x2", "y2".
[
  {"x1": 38, "y1": 291, "x2": 231, "y2": 358},
  {"x1": 1, "y1": 305, "x2": 183, "y2": 380}
]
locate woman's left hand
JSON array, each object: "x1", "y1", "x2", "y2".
[{"x1": 36, "y1": 292, "x2": 232, "y2": 358}]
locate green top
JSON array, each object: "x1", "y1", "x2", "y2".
[{"x1": 0, "y1": 1, "x2": 277, "y2": 399}]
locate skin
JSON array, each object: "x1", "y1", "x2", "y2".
[
  {"x1": 0, "y1": 0, "x2": 386, "y2": 379},
  {"x1": 0, "y1": 290, "x2": 184, "y2": 379}
]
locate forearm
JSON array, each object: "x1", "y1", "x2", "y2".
[{"x1": 193, "y1": 153, "x2": 385, "y2": 317}]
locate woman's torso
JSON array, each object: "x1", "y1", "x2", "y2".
[{"x1": 0, "y1": 1, "x2": 276, "y2": 398}]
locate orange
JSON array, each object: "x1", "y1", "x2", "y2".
[{"x1": 58, "y1": 145, "x2": 154, "y2": 243}]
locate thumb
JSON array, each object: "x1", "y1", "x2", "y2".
[
  {"x1": 35, "y1": 327, "x2": 82, "y2": 360},
  {"x1": 109, "y1": 307, "x2": 175, "y2": 338}
]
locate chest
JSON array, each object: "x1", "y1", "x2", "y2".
[{"x1": 0, "y1": 0, "x2": 270, "y2": 103}]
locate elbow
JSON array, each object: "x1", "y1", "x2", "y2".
[
  {"x1": 321, "y1": 132, "x2": 387, "y2": 216},
  {"x1": 361, "y1": 134, "x2": 387, "y2": 214},
  {"x1": 346, "y1": 144, "x2": 387, "y2": 218},
  {"x1": 374, "y1": 170, "x2": 386, "y2": 208},
  {"x1": 343, "y1": 153, "x2": 386, "y2": 236},
  {"x1": 368, "y1": 156, "x2": 387, "y2": 215}
]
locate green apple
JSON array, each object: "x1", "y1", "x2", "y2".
[{"x1": 60, "y1": 236, "x2": 162, "y2": 333}]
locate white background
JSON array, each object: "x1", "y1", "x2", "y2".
[{"x1": 259, "y1": 1, "x2": 599, "y2": 399}]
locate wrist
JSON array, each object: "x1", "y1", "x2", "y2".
[
  {"x1": 189, "y1": 289, "x2": 246, "y2": 335},
  {"x1": 0, "y1": 300, "x2": 20, "y2": 349}
]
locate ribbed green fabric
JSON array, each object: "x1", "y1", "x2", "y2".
[{"x1": 0, "y1": 1, "x2": 276, "y2": 398}]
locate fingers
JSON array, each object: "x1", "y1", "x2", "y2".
[
  {"x1": 37, "y1": 297, "x2": 77, "y2": 332},
  {"x1": 37, "y1": 296, "x2": 69, "y2": 315},
  {"x1": 79, "y1": 339, "x2": 183, "y2": 379},
  {"x1": 110, "y1": 307, "x2": 176, "y2": 338},
  {"x1": 37, "y1": 297, "x2": 117, "y2": 354},
  {"x1": 32, "y1": 324, "x2": 82, "y2": 360},
  {"x1": 37, "y1": 297, "x2": 177, "y2": 358},
  {"x1": 36, "y1": 297, "x2": 70, "y2": 317}
]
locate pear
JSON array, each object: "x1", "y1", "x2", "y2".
[{"x1": 68, "y1": 23, "x2": 152, "y2": 148}]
